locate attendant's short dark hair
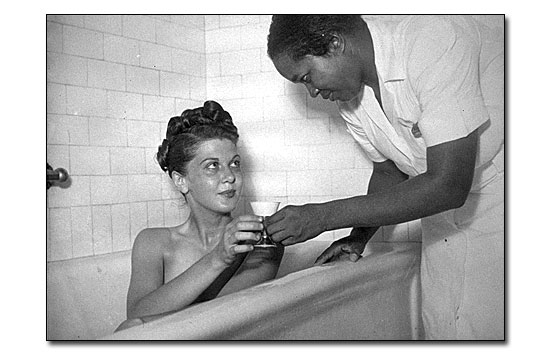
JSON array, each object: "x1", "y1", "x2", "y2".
[{"x1": 267, "y1": 15, "x2": 363, "y2": 61}]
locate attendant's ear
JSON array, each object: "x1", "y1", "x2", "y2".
[
  {"x1": 327, "y1": 33, "x2": 345, "y2": 55},
  {"x1": 171, "y1": 171, "x2": 189, "y2": 195}
]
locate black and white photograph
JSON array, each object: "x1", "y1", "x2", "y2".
[{"x1": 44, "y1": 13, "x2": 507, "y2": 342}]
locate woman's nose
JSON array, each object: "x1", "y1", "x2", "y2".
[
  {"x1": 304, "y1": 84, "x2": 321, "y2": 98},
  {"x1": 221, "y1": 167, "x2": 236, "y2": 183}
]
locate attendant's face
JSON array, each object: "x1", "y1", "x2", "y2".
[
  {"x1": 272, "y1": 50, "x2": 362, "y2": 102},
  {"x1": 177, "y1": 138, "x2": 242, "y2": 215}
]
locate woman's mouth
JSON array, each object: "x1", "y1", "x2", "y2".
[{"x1": 219, "y1": 190, "x2": 236, "y2": 198}]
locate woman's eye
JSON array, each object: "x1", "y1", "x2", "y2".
[
  {"x1": 301, "y1": 74, "x2": 310, "y2": 84},
  {"x1": 207, "y1": 162, "x2": 218, "y2": 170},
  {"x1": 231, "y1": 160, "x2": 241, "y2": 168}
]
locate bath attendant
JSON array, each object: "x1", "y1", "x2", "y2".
[
  {"x1": 116, "y1": 101, "x2": 284, "y2": 331},
  {"x1": 266, "y1": 15, "x2": 503, "y2": 340}
]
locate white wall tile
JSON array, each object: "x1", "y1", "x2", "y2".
[
  {"x1": 243, "y1": 171, "x2": 287, "y2": 197},
  {"x1": 143, "y1": 95, "x2": 175, "y2": 122},
  {"x1": 219, "y1": 15, "x2": 259, "y2": 28},
  {"x1": 47, "y1": 114, "x2": 89, "y2": 145},
  {"x1": 70, "y1": 146, "x2": 110, "y2": 175},
  {"x1": 92, "y1": 205, "x2": 113, "y2": 255},
  {"x1": 47, "y1": 145, "x2": 70, "y2": 175},
  {"x1": 47, "y1": 175, "x2": 91, "y2": 208},
  {"x1": 160, "y1": 71, "x2": 190, "y2": 98},
  {"x1": 47, "y1": 21, "x2": 63, "y2": 53},
  {"x1": 104, "y1": 34, "x2": 140, "y2": 66},
  {"x1": 84, "y1": 15, "x2": 122, "y2": 35},
  {"x1": 287, "y1": 170, "x2": 332, "y2": 197},
  {"x1": 126, "y1": 66, "x2": 159, "y2": 95},
  {"x1": 47, "y1": 83, "x2": 66, "y2": 114},
  {"x1": 189, "y1": 76, "x2": 207, "y2": 101},
  {"x1": 66, "y1": 86, "x2": 107, "y2": 117},
  {"x1": 329, "y1": 169, "x2": 370, "y2": 196},
  {"x1": 90, "y1": 175, "x2": 129, "y2": 204},
  {"x1": 146, "y1": 148, "x2": 163, "y2": 174},
  {"x1": 207, "y1": 76, "x2": 242, "y2": 100},
  {"x1": 128, "y1": 174, "x2": 162, "y2": 202},
  {"x1": 284, "y1": 119, "x2": 330, "y2": 146},
  {"x1": 112, "y1": 203, "x2": 131, "y2": 252},
  {"x1": 106, "y1": 91, "x2": 143, "y2": 120},
  {"x1": 265, "y1": 145, "x2": 309, "y2": 171},
  {"x1": 164, "y1": 200, "x2": 188, "y2": 227},
  {"x1": 241, "y1": 72, "x2": 285, "y2": 98},
  {"x1": 123, "y1": 15, "x2": 157, "y2": 42},
  {"x1": 204, "y1": 15, "x2": 219, "y2": 31},
  {"x1": 308, "y1": 144, "x2": 356, "y2": 170},
  {"x1": 263, "y1": 95, "x2": 306, "y2": 121},
  {"x1": 147, "y1": 201, "x2": 165, "y2": 227},
  {"x1": 130, "y1": 202, "x2": 148, "y2": 244},
  {"x1": 47, "y1": 15, "x2": 84, "y2": 27},
  {"x1": 139, "y1": 41, "x2": 172, "y2": 71},
  {"x1": 110, "y1": 147, "x2": 146, "y2": 174},
  {"x1": 237, "y1": 145, "x2": 266, "y2": 172},
  {"x1": 47, "y1": 52, "x2": 87, "y2": 86},
  {"x1": 156, "y1": 20, "x2": 189, "y2": 50},
  {"x1": 87, "y1": 59, "x2": 126, "y2": 91},
  {"x1": 205, "y1": 27, "x2": 242, "y2": 53},
  {"x1": 206, "y1": 53, "x2": 220, "y2": 78},
  {"x1": 220, "y1": 97, "x2": 264, "y2": 124},
  {"x1": 220, "y1": 49, "x2": 261, "y2": 75},
  {"x1": 240, "y1": 23, "x2": 269, "y2": 50},
  {"x1": 89, "y1": 117, "x2": 127, "y2": 146},
  {"x1": 127, "y1": 120, "x2": 161, "y2": 147},
  {"x1": 63, "y1": 25, "x2": 103, "y2": 59},
  {"x1": 171, "y1": 15, "x2": 204, "y2": 29},
  {"x1": 71, "y1": 206, "x2": 93, "y2": 258}
]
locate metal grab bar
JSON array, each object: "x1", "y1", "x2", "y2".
[{"x1": 47, "y1": 163, "x2": 69, "y2": 189}]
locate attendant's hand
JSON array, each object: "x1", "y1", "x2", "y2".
[
  {"x1": 266, "y1": 204, "x2": 326, "y2": 246},
  {"x1": 314, "y1": 234, "x2": 367, "y2": 265},
  {"x1": 214, "y1": 215, "x2": 262, "y2": 266}
]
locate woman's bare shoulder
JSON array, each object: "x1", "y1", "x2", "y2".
[{"x1": 132, "y1": 227, "x2": 172, "y2": 255}]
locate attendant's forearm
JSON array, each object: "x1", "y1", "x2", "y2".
[
  {"x1": 128, "y1": 253, "x2": 227, "y2": 319},
  {"x1": 321, "y1": 172, "x2": 465, "y2": 231}
]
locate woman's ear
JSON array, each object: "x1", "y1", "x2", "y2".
[
  {"x1": 327, "y1": 33, "x2": 345, "y2": 55},
  {"x1": 171, "y1": 171, "x2": 189, "y2": 194}
]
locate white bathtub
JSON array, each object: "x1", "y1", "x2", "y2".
[{"x1": 47, "y1": 241, "x2": 423, "y2": 340}]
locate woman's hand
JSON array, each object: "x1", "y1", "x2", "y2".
[
  {"x1": 314, "y1": 234, "x2": 368, "y2": 265},
  {"x1": 266, "y1": 204, "x2": 327, "y2": 246},
  {"x1": 214, "y1": 215, "x2": 263, "y2": 266}
]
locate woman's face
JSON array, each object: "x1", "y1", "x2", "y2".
[
  {"x1": 272, "y1": 51, "x2": 363, "y2": 102},
  {"x1": 182, "y1": 138, "x2": 242, "y2": 215}
]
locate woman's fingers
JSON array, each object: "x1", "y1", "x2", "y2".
[
  {"x1": 231, "y1": 243, "x2": 254, "y2": 254},
  {"x1": 232, "y1": 231, "x2": 260, "y2": 242}
]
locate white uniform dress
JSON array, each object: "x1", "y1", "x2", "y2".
[{"x1": 337, "y1": 15, "x2": 504, "y2": 340}]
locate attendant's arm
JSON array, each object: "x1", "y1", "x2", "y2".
[
  {"x1": 268, "y1": 130, "x2": 477, "y2": 244},
  {"x1": 314, "y1": 160, "x2": 408, "y2": 264}
]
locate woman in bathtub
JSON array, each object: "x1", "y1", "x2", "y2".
[{"x1": 116, "y1": 101, "x2": 284, "y2": 332}]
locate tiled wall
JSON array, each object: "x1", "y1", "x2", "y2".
[
  {"x1": 47, "y1": 15, "x2": 206, "y2": 261},
  {"x1": 47, "y1": 15, "x2": 503, "y2": 262}
]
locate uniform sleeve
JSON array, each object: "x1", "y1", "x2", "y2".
[{"x1": 405, "y1": 16, "x2": 490, "y2": 147}]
